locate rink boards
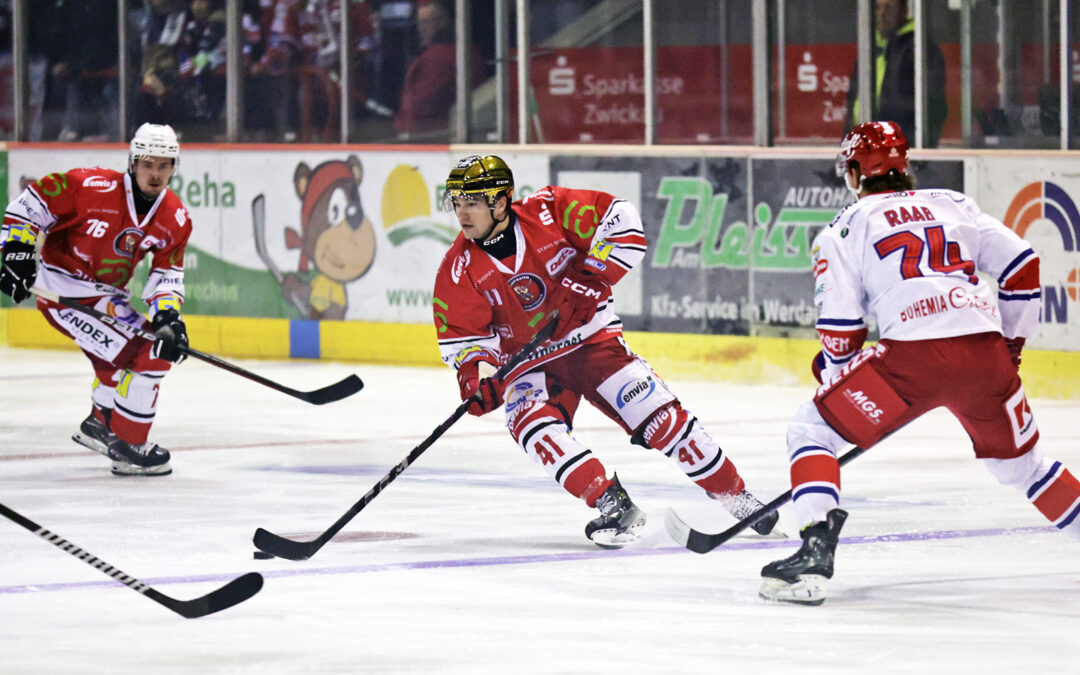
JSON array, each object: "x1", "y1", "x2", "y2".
[
  {"x1": 0, "y1": 143, "x2": 1077, "y2": 397},
  {"x1": 3, "y1": 306, "x2": 1078, "y2": 399}
]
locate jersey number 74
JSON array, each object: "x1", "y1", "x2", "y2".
[{"x1": 874, "y1": 225, "x2": 978, "y2": 284}]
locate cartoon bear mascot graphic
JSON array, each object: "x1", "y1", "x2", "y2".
[{"x1": 277, "y1": 156, "x2": 375, "y2": 319}]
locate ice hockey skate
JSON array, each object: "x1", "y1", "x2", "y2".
[
  {"x1": 585, "y1": 474, "x2": 646, "y2": 549},
  {"x1": 709, "y1": 488, "x2": 782, "y2": 536},
  {"x1": 107, "y1": 435, "x2": 172, "y2": 477},
  {"x1": 71, "y1": 408, "x2": 114, "y2": 457},
  {"x1": 759, "y1": 508, "x2": 847, "y2": 606}
]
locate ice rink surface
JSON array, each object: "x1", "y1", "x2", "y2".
[{"x1": 0, "y1": 345, "x2": 1077, "y2": 674}]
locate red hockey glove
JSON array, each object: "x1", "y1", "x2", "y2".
[
  {"x1": 549, "y1": 271, "x2": 611, "y2": 341},
  {"x1": 466, "y1": 378, "x2": 503, "y2": 416},
  {"x1": 457, "y1": 356, "x2": 505, "y2": 416},
  {"x1": 1005, "y1": 336, "x2": 1025, "y2": 370}
]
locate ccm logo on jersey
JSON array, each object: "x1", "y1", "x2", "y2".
[
  {"x1": 546, "y1": 247, "x2": 576, "y2": 276},
  {"x1": 562, "y1": 277, "x2": 604, "y2": 298},
  {"x1": 819, "y1": 331, "x2": 857, "y2": 358},
  {"x1": 82, "y1": 176, "x2": 118, "y2": 192}
]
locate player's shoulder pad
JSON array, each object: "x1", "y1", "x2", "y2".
[
  {"x1": 921, "y1": 187, "x2": 970, "y2": 205},
  {"x1": 513, "y1": 185, "x2": 557, "y2": 210},
  {"x1": 825, "y1": 196, "x2": 861, "y2": 231},
  {"x1": 154, "y1": 190, "x2": 192, "y2": 229}
]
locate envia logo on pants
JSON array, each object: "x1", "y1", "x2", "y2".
[
  {"x1": 617, "y1": 377, "x2": 656, "y2": 409},
  {"x1": 1003, "y1": 181, "x2": 1080, "y2": 324}
]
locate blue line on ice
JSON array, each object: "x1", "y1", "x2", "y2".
[{"x1": 0, "y1": 524, "x2": 1054, "y2": 596}]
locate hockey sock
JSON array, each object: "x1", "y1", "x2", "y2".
[
  {"x1": 510, "y1": 401, "x2": 604, "y2": 502},
  {"x1": 637, "y1": 404, "x2": 743, "y2": 494},
  {"x1": 984, "y1": 449, "x2": 1080, "y2": 541},
  {"x1": 109, "y1": 369, "x2": 167, "y2": 444},
  {"x1": 789, "y1": 445, "x2": 842, "y2": 529},
  {"x1": 1027, "y1": 461, "x2": 1080, "y2": 540}
]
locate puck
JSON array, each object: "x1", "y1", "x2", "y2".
[{"x1": 253, "y1": 550, "x2": 274, "y2": 560}]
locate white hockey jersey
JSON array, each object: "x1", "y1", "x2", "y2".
[{"x1": 812, "y1": 188, "x2": 1040, "y2": 372}]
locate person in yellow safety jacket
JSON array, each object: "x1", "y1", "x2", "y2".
[{"x1": 844, "y1": 0, "x2": 947, "y2": 147}]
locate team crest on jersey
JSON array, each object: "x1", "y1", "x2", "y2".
[
  {"x1": 508, "y1": 272, "x2": 547, "y2": 310},
  {"x1": 82, "y1": 175, "x2": 118, "y2": 193},
  {"x1": 113, "y1": 227, "x2": 144, "y2": 258}
]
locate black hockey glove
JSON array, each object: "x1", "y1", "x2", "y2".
[
  {"x1": 0, "y1": 240, "x2": 37, "y2": 304},
  {"x1": 151, "y1": 309, "x2": 189, "y2": 363}
]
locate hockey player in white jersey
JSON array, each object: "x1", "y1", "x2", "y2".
[{"x1": 759, "y1": 121, "x2": 1080, "y2": 605}]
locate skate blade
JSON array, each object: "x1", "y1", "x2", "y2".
[
  {"x1": 759, "y1": 574, "x2": 827, "y2": 606},
  {"x1": 588, "y1": 522, "x2": 647, "y2": 549},
  {"x1": 111, "y1": 461, "x2": 173, "y2": 477},
  {"x1": 72, "y1": 432, "x2": 110, "y2": 457}
]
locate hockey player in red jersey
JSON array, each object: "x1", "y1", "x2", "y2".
[
  {"x1": 432, "y1": 154, "x2": 779, "y2": 548},
  {"x1": 759, "y1": 122, "x2": 1080, "y2": 605},
  {"x1": 0, "y1": 123, "x2": 192, "y2": 476}
]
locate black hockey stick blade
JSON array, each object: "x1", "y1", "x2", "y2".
[
  {"x1": 31, "y1": 286, "x2": 363, "y2": 405},
  {"x1": 252, "y1": 526, "x2": 322, "y2": 562},
  {"x1": 0, "y1": 501, "x2": 264, "y2": 619},
  {"x1": 253, "y1": 314, "x2": 561, "y2": 561},
  {"x1": 147, "y1": 572, "x2": 264, "y2": 619},
  {"x1": 666, "y1": 446, "x2": 868, "y2": 554},
  {"x1": 187, "y1": 349, "x2": 364, "y2": 405}
]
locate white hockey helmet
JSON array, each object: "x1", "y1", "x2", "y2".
[{"x1": 128, "y1": 123, "x2": 180, "y2": 172}]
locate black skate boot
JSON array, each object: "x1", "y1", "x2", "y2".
[
  {"x1": 759, "y1": 508, "x2": 848, "y2": 606},
  {"x1": 709, "y1": 489, "x2": 781, "y2": 536},
  {"x1": 72, "y1": 407, "x2": 114, "y2": 457},
  {"x1": 585, "y1": 474, "x2": 647, "y2": 549},
  {"x1": 107, "y1": 435, "x2": 172, "y2": 477}
]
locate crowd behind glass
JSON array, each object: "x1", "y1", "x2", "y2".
[{"x1": 0, "y1": 0, "x2": 1075, "y2": 149}]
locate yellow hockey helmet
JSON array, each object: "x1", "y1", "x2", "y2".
[{"x1": 442, "y1": 154, "x2": 514, "y2": 211}]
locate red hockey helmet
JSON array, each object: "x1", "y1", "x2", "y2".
[{"x1": 835, "y1": 121, "x2": 909, "y2": 180}]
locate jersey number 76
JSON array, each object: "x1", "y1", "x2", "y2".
[{"x1": 874, "y1": 225, "x2": 978, "y2": 284}]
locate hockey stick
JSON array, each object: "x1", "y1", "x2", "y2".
[
  {"x1": 252, "y1": 194, "x2": 307, "y2": 314},
  {"x1": 665, "y1": 446, "x2": 868, "y2": 554},
  {"x1": 31, "y1": 286, "x2": 363, "y2": 405},
  {"x1": 253, "y1": 314, "x2": 561, "y2": 560},
  {"x1": 0, "y1": 501, "x2": 263, "y2": 618}
]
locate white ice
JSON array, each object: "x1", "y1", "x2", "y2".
[{"x1": 0, "y1": 346, "x2": 1077, "y2": 674}]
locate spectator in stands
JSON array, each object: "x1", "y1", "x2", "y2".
[
  {"x1": 40, "y1": 0, "x2": 120, "y2": 141},
  {"x1": 364, "y1": 0, "x2": 418, "y2": 119},
  {"x1": 131, "y1": 44, "x2": 201, "y2": 129},
  {"x1": 393, "y1": 0, "x2": 484, "y2": 140},
  {"x1": 248, "y1": 0, "x2": 303, "y2": 140},
  {"x1": 844, "y1": 0, "x2": 947, "y2": 147},
  {"x1": 179, "y1": 0, "x2": 228, "y2": 122},
  {"x1": 141, "y1": 0, "x2": 189, "y2": 54}
]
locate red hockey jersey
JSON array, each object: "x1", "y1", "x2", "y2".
[
  {"x1": 433, "y1": 185, "x2": 646, "y2": 383},
  {"x1": 2, "y1": 168, "x2": 190, "y2": 314}
]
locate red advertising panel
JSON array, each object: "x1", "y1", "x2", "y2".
[{"x1": 513, "y1": 46, "x2": 753, "y2": 144}]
